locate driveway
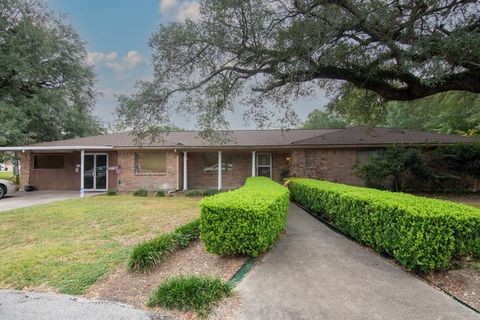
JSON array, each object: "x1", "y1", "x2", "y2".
[
  {"x1": 0, "y1": 191, "x2": 96, "y2": 212},
  {"x1": 235, "y1": 204, "x2": 479, "y2": 320},
  {"x1": 0, "y1": 290, "x2": 158, "y2": 320}
]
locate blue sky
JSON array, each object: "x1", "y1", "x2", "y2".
[{"x1": 48, "y1": 0, "x2": 329, "y2": 129}]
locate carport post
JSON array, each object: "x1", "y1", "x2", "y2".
[
  {"x1": 217, "y1": 151, "x2": 222, "y2": 190},
  {"x1": 80, "y1": 149, "x2": 85, "y2": 198},
  {"x1": 183, "y1": 151, "x2": 188, "y2": 191},
  {"x1": 251, "y1": 151, "x2": 256, "y2": 177}
]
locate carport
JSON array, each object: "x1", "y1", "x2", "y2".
[{"x1": 0, "y1": 146, "x2": 114, "y2": 197}]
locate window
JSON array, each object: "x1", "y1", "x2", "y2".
[
  {"x1": 203, "y1": 153, "x2": 233, "y2": 173},
  {"x1": 256, "y1": 153, "x2": 272, "y2": 178},
  {"x1": 356, "y1": 150, "x2": 379, "y2": 164},
  {"x1": 305, "y1": 150, "x2": 316, "y2": 169},
  {"x1": 134, "y1": 152, "x2": 166, "y2": 174},
  {"x1": 33, "y1": 155, "x2": 64, "y2": 169}
]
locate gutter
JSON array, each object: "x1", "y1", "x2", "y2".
[{"x1": 0, "y1": 146, "x2": 114, "y2": 152}]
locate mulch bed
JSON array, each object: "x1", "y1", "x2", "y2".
[
  {"x1": 424, "y1": 263, "x2": 480, "y2": 312},
  {"x1": 84, "y1": 240, "x2": 247, "y2": 319}
]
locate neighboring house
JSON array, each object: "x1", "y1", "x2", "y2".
[{"x1": 0, "y1": 126, "x2": 474, "y2": 194}]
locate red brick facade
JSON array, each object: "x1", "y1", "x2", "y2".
[
  {"x1": 19, "y1": 148, "x2": 365, "y2": 192},
  {"x1": 289, "y1": 149, "x2": 364, "y2": 186}
]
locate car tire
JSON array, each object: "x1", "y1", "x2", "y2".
[{"x1": 0, "y1": 185, "x2": 6, "y2": 199}]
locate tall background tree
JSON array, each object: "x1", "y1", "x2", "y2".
[
  {"x1": 117, "y1": 0, "x2": 480, "y2": 139},
  {"x1": 310, "y1": 84, "x2": 480, "y2": 135},
  {"x1": 0, "y1": 0, "x2": 103, "y2": 147}
]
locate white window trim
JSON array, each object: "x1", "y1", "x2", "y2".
[{"x1": 256, "y1": 152, "x2": 272, "y2": 179}]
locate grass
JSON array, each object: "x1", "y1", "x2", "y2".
[
  {"x1": 147, "y1": 275, "x2": 232, "y2": 318},
  {"x1": 0, "y1": 171, "x2": 15, "y2": 183},
  {"x1": 0, "y1": 196, "x2": 200, "y2": 294},
  {"x1": 128, "y1": 219, "x2": 200, "y2": 272}
]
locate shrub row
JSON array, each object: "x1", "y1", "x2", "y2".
[
  {"x1": 128, "y1": 219, "x2": 200, "y2": 272},
  {"x1": 185, "y1": 189, "x2": 221, "y2": 197},
  {"x1": 200, "y1": 177, "x2": 289, "y2": 257},
  {"x1": 288, "y1": 178, "x2": 480, "y2": 272}
]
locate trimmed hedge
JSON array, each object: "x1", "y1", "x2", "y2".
[
  {"x1": 288, "y1": 178, "x2": 480, "y2": 272},
  {"x1": 200, "y1": 177, "x2": 289, "y2": 257},
  {"x1": 128, "y1": 219, "x2": 200, "y2": 272}
]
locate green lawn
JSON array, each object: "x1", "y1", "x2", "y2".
[
  {"x1": 0, "y1": 196, "x2": 200, "y2": 294},
  {"x1": 0, "y1": 171, "x2": 15, "y2": 182}
]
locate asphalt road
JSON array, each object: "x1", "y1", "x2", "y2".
[{"x1": 0, "y1": 290, "x2": 166, "y2": 320}]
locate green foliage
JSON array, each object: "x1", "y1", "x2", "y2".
[
  {"x1": 116, "y1": 0, "x2": 480, "y2": 141},
  {"x1": 303, "y1": 109, "x2": 347, "y2": 129},
  {"x1": 106, "y1": 189, "x2": 117, "y2": 196},
  {"x1": 0, "y1": 0, "x2": 103, "y2": 147},
  {"x1": 133, "y1": 188, "x2": 148, "y2": 197},
  {"x1": 288, "y1": 178, "x2": 480, "y2": 272},
  {"x1": 354, "y1": 147, "x2": 428, "y2": 191},
  {"x1": 432, "y1": 143, "x2": 480, "y2": 180},
  {"x1": 147, "y1": 275, "x2": 232, "y2": 318},
  {"x1": 355, "y1": 143, "x2": 480, "y2": 192},
  {"x1": 128, "y1": 219, "x2": 200, "y2": 271},
  {"x1": 185, "y1": 189, "x2": 221, "y2": 197},
  {"x1": 200, "y1": 177, "x2": 289, "y2": 257},
  {"x1": 327, "y1": 85, "x2": 480, "y2": 135},
  {"x1": 155, "y1": 190, "x2": 166, "y2": 197}
]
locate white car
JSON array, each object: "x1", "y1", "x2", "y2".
[{"x1": 0, "y1": 179, "x2": 16, "y2": 199}]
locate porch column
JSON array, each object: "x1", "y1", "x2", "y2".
[
  {"x1": 183, "y1": 151, "x2": 188, "y2": 191},
  {"x1": 251, "y1": 151, "x2": 256, "y2": 176},
  {"x1": 217, "y1": 151, "x2": 222, "y2": 190},
  {"x1": 80, "y1": 149, "x2": 85, "y2": 198}
]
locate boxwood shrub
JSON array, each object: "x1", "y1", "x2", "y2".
[
  {"x1": 288, "y1": 178, "x2": 480, "y2": 272},
  {"x1": 200, "y1": 177, "x2": 289, "y2": 257}
]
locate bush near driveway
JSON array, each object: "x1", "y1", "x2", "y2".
[
  {"x1": 288, "y1": 178, "x2": 480, "y2": 272},
  {"x1": 147, "y1": 275, "x2": 232, "y2": 318},
  {"x1": 200, "y1": 177, "x2": 289, "y2": 257},
  {"x1": 128, "y1": 219, "x2": 200, "y2": 272}
]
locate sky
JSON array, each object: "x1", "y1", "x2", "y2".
[{"x1": 48, "y1": 0, "x2": 329, "y2": 130}]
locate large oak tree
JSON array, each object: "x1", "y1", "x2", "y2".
[
  {"x1": 117, "y1": 0, "x2": 480, "y2": 138},
  {"x1": 0, "y1": 0, "x2": 103, "y2": 146}
]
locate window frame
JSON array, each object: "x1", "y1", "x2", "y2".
[
  {"x1": 305, "y1": 150, "x2": 316, "y2": 169},
  {"x1": 256, "y1": 152, "x2": 272, "y2": 179},
  {"x1": 203, "y1": 153, "x2": 233, "y2": 174},
  {"x1": 33, "y1": 154, "x2": 65, "y2": 170},
  {"x1": 356, "y1": 149, "x2": 380, "y2": 165},
  {"x1": 134, "y1": 151, "x2": 167, "y2": 175}
]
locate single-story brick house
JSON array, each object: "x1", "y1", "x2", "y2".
[{"x1": 0, "y1": 126, "x2": 474, "y2": 194}]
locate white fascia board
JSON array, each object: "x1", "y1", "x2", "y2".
[{"x1": 0, "y1": 146, "x2": 114, "y2": 152}]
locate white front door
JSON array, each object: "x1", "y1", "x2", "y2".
[
  {"x1": 256, "y1": 153, "x2": 272, "y2": 178},
  {"x1": 83, "y1": 154, "x2": 108, "y2": 191}
]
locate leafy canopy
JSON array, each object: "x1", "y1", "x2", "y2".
[
  {"x1": 325, "y1": 84, "x2": 480, "y2": 135},
  {"x1": 0, "y1": 0, "x2": 103, "y2": 146},
  {"x1": 117, "y1": 0, "x2": 480, "y2": 139}
]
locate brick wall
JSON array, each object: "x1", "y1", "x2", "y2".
[
  {"x1": 19, "y1": 152, "x2": 31, "y2": 190},
  {"x1": 21, "y1": 151, "x2": 118, "y2": 191},
  {"x1": 117, "y1": 150, "x2": 178, "y2": 192},
  {"x1": 290, "y1": 148, "x2": 364, "y2": 186},
  {"x1": 186, "y1": 151, "x2": 290, "y2": 189}
]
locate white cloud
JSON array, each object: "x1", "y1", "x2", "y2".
[
  {"x1": 175, "y1": 2, "x2": 200, "y2": 21},
  {"x1": 106, "y1": 50, "x2": 145, "y2": 74},
  {"x1": 86, "y1": 51, "x2": 118, "y2": 65},
  {"x1": 159, "y1": 0, "x2": 177, "y2": 13}
]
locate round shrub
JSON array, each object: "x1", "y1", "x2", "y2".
[{"x1": 155, "y1": 190, "x2": 165, "y2": 197}]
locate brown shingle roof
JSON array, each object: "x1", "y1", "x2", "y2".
[
  {"x1": 29, "y1": 129, "x2": 342, "y2": 148},
  {"x1": 26, "y1": 127, "x2": 474, "y2": 149},
  {"x1": 293, "y1": 126, "x2": 475, "y2": 146}
]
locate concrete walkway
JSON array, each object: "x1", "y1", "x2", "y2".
[
  {"x1": 0, "y1": 191, "x2": 100, "y2": 212},
  {"x1": 235, "y1": 204, "x2": 479, "y2": 320},
  {"x1": 0, "y1": 290, "x2": 161, "y2": 320}
]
